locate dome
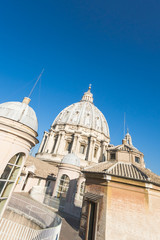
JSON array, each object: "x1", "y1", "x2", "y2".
[
  {"x1": 61, "y1": 153, "x2": 80, "y2": 167},
  {"x1": 52, "y1": 86, "x2": 110, "y2": 137},
  {"x1": 0, "y1": 97, "x2": 38, "y2": 132}
]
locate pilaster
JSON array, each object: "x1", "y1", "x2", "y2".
[
  {"x1": 87, "y1": 136, "x2": 95, "y2": 162},
  {"x1": 38, "y1": 131, "x2": 48, "y2": 153}
]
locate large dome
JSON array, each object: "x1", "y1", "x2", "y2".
[
  {"x1": 0, "y1": 97, "x2": 38, "y2": 132},
  {"x1": 52, "y1": 86, "x2": 109, "y2": 137}
]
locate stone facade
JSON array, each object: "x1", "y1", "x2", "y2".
[
  {"x1": 36, "y1": 87, "x2": 110, "y2": 167},
  {"x1": 80, "y1": 145, "x2": 160, "y2": 240}
]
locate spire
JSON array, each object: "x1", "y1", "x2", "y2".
[{"x1": 81, "y1": 84, "x2": 93, "y2": 103}]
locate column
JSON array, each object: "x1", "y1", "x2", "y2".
[
  {"x1": 46, "y1": 131, "x2": 55, "y2": 153},
  {"x1": 71, "y1": 133, "x2": 79, "y2": 154},
  {"x1": 57, "y1": 131, "x2": 65, "y2": 154},
  {"x1": 102, "y1": 141, "x2": 107, "y2": 162},
  {"x1": 38, "y1": 131, "x2": 48, "y2": 153},
  {"x1": 54, "y1": 133, "x2": 61, "y2": 154},
  {"x1": 87, "y1": 136, "x2": 95, "y2": 162}
]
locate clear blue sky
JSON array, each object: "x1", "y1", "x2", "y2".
[{"x1": 0, "y1": 0, "x2": 160, "y2": 174}]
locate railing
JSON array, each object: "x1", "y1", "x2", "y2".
[
  {"x1": 9, "y1": 194, "x2": 61, "y2": 228},
  {"x1": 30, "y1": 186, "x2": 65, "y2": 211},
  {"x1": 2, "y1": 193, "x2": 62, "y2": 240},
  {"x1": 0, "y1": 218, "x2": 61, "y2": 240},
  {"x1": 30, "y1": 186, "x2": 81, "y2": 218}
]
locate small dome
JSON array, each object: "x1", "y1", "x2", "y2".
[
  {"x1": 61, "y1": 153, "x2": 80, "y2": 167},
  {"x1": 0, "y1": 98, "x2": 38, "y2": 132},
  {"x1": 52, "y1": 87, "x2": 110, "y2": 138}
]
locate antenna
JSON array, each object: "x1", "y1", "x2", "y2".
[
  {"x1": 124, "y1": 112, "x2": 126, "y2": 138},
  {"x1": 28, "y1": 68, "x2": 44, "y2": 98}
]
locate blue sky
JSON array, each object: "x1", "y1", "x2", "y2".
[{"x1": 0, "y1": 0, "x2": 160, "y2": 174}]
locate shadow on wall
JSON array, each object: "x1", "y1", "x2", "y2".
[
  {"x1": 43, "y1": 178, "x2": 82, "y2": 227},
  {"x1": 59, "y1": 179, "x2": 82, "y2": 218}
]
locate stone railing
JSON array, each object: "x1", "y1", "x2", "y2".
[
  {"x1": 1, "y1": 193, "x2": 62, "y2": 240},
  {"x1": 30, "y1": 186, "x2": 81, "y2": 218},
  {"x1": 0, "y1": 217, "x2": 61, "y2": 240}
]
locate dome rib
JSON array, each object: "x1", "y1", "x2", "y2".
[{"x1": 52, "y1": 101, "x2": 110, "y2": 138}]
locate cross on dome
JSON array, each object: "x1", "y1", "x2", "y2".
[{"x1": 81, "y1": 85, "x2": 93, "y2": 103}]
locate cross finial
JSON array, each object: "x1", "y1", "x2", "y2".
[{"x1": 89, "y1": 84, "x2": 92, "y2": 91}]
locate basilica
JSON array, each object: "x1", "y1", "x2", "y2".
[
  {"x1": 36, "y1": 85, "x2": 110, "y2": 166},
  {"x1": 14, "y1": 86, "x2": 150, "y2": 218},
  {"x1": 0, "y1": 86, "x2": 160, "y2": 240}
]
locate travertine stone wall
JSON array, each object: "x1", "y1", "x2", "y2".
[
  {"x1": 106, "y1": 180, "x2": 160, "y2": 240},
  {"x1": 36, "y1": 123, "x2": 110, "y2": 167}
]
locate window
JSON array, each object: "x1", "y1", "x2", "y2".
[
  {"x1": 135, "y1": 156, "x2": 140, "y2": 163},
  {"x1": 47, "y1": 180, "x2": 51, "y2": 187},
  {"x1": 65, "y1": 141, "x2": 72, "y2": 153},
  {"x1": 80, "y1": 181, "x2": 85, "y2": 198},
  {"x1": 22, "y1": 172, "x2": 31, "y2": 191},
  {"x1": 80, "y1": 145, "x2": 85, "y2": 154},
  {"x1": 110, "y1": 153, "x2": 116, "y2": 160},
  {"x1": 37, "y1": 179, "x2": 41, "y2": 186},
  {"x1": 0, "y1": 153, "x2": 24, "y2": 215},
  {"x1": 57, "y1": 174, "x2": 70, "y2": 198},
  {"x1": 94, "y1": 148, "x2": 98, "y2": 158}
]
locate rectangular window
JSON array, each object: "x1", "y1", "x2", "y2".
[
  {"x1": 37, "y1": 179, "x2": 41, "y2": 186},
  {"x1": 65, "y1": 141, "x2": 72, "y2": 153},
  {"x1": 47, "y1": 180, "x2": 51, "y2": 187},
  {"x1": 80, "y1": 145, "x2": 85, "y2": 154},
  {"x1": 135, "y1": 156, "x2": 140, "y2": 163},
  {"x1": 110, "y1": 153, "x2": 116, "y2": 160},
  {"x1": 94, "y1": 148, "x2": 98, "y2": 158}
]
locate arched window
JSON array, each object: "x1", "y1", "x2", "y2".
[
  {"x1": 57, "y1": 174, "x2": 70, "y2": 198},
  {"x1": 80, "y1": 181, "x2": 85, "y2": 198},
  {"x1": 0, "y1": 153, "x2": 24, "y2": 215}
]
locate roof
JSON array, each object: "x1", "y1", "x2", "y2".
[
  {"x1": 108, "y1": 143, "x2": 141, "y2": 153},
  {"x1": 52, "y1": 88, "x2": 110, "y2": 138},
  {"x1": 83, "y1": 160, "x2": 160, "y2": 186},
  {"x1": 61, "y1": 153, "x2": 80, "y2": 167},
  {"x1": 24, "y1": 155, "x2": 58, "y2": 178},
  {"x1": 0, "y1": 99, "x2": 38, "y2": 131},
  {"x1": 106, "y1": 162, "x2": 148, "y2": 181}
]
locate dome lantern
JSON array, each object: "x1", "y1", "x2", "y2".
[{"x1": 81, "y1": 85, "x2": 93, "y2": 103}]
